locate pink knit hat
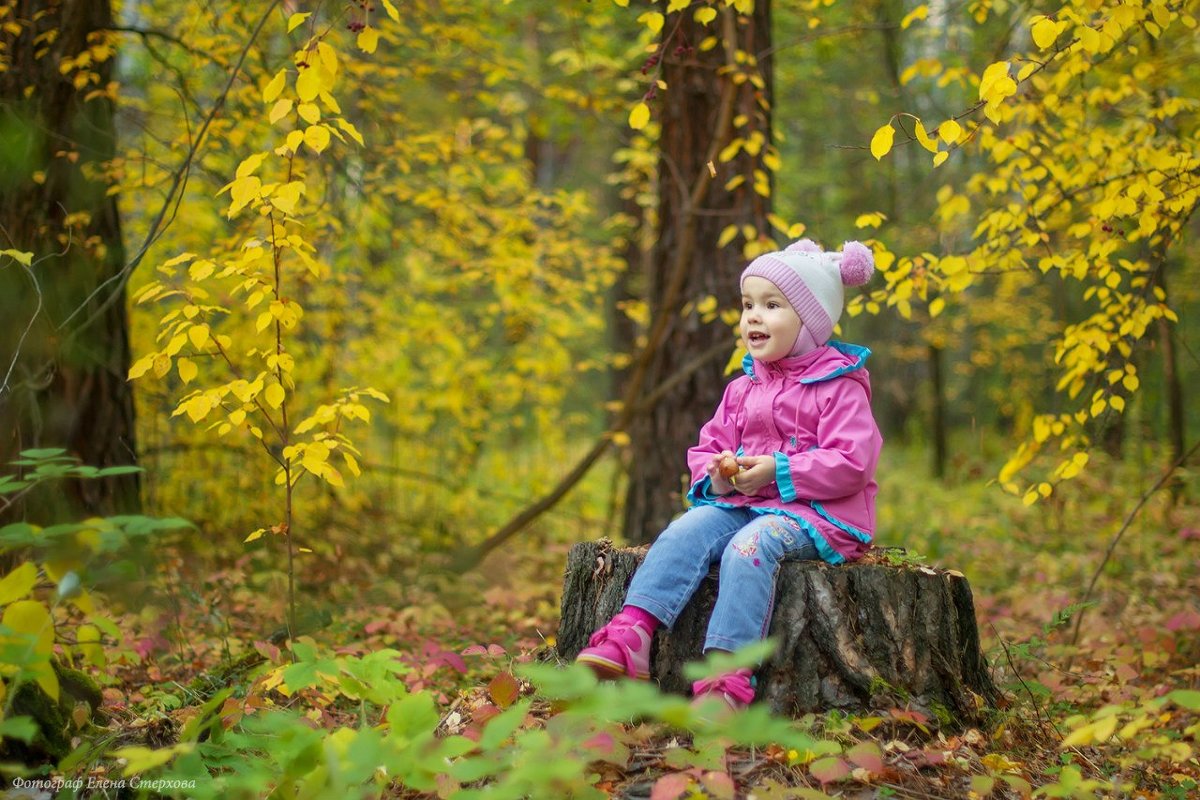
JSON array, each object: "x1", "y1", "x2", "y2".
[{"x1": 740, "y1": 239, "x2": 875, "y2": 346}]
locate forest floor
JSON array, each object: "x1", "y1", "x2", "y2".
[{"x1": 32, "y1": 452, "x2": 1200, "y2": 798}]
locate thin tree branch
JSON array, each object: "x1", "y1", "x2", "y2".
[
  {"x1": 1069, "y1": 437, "x2": 1200, "y2": 647},
  {"x1": 58, "y1": 0, "x2": 283, "y2": 338}
]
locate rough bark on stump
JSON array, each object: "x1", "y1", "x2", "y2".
[{"x1": 557, "y1": 540, "x2": 1000, "y2": 728}]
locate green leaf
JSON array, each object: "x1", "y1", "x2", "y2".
[
  {"x1": 17, "y1": 448, "x2": 69, "y2": 460},
  {"x1": 0, "y1": 716, "x2": 38, "y2": 743},
  {"x1": 478, "y1": 699, "x2": 530, "y2": 751},
  {"x1": 1168, "y1": 689, "x2": 1200, "y2": 710}
]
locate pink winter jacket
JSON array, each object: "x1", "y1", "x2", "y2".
[{"x1": 686, "y1": 341, "x2": 882, "y2": 564}]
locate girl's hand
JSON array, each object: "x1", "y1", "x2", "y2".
[
  {"x1": 730, "y1": 454, "x2": 775, "y2": 496},
  {"x1": 705, "y1": 450, "x2": 737, "y2": 496}
]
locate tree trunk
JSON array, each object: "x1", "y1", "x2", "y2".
[
  {"x1": 557, "y1": 540, "x2": 1000, "y2": 728},
  {"x1": 928, "y1": 342, "x2": 947, "y2": 480},
  {"x1": 622, "y1": 2, "x2": 774, "y2": 544},
  {"x1": 0, "y1": 0, "x2": 138, "y2": 522}
]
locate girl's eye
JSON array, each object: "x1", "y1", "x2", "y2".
[{"x1": 767, "y1": 302, "x2": 779, "y2": 309}]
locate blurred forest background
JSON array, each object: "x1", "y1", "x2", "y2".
[{"x1": 0, "y1": 0, "x2": 1197, "y2": 796}]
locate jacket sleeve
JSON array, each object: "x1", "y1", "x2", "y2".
[
  {"x1": 686, "y1": 378, "x2": 746, "y2": 489},
  {"x1": 774, "y1": 378, "x2": 881, "y2": 502}
]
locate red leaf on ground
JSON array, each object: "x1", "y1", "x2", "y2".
[
  {"x1": 699, "y1": 770, "x2": 735, "y2": 800},
  {"x1": 810, "y1": 756, "x2": 851, "y2": 784},
  {"x1": 650, "y1": 772, "x2": 691, "y2": 800},
  {"x1": 1166, "y1": 610, "x2": 1200, "y2": 631},
  {"x1": 847, "y1": 742, "x2": 884, "y2": 774},
  {"x1": 473, "y1": 703, "x2": 501, "y2": 725},
  {"x1": 488, "y1": 672, "x2": 520, "y2": 708},
  {"x1": 253, "y1": 640, "x2": 280, "y2": 662},
  {"x1": 462, "y1": 644, "x2": 489, "y2": 656}
]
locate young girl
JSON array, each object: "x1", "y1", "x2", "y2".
[{"x1": 577, "y1": 238, "x2": 882, "y2": 710}]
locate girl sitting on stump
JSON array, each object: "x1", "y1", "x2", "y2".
[{"x1": 577, "y1": 238, "x2": 882, "y2": 711}]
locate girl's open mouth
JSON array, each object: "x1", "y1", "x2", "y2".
[{"x1": 748, "y1": 332, "x2": 769, "y2": 343}]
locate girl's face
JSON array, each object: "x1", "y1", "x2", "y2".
[{"x1": 740, "y1": 276, "x2": 803, "y2": 362}]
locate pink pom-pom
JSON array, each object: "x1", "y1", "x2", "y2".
[
  {"x1": 838, "y1": 240, "x2": 874, "y2": 286},
  {"x1": 785, "y1": 238, "x2": 822, "y2": 254}
]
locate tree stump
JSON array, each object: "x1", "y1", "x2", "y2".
[{"x1": 556, "y1": 540, "x2": 1000, "y2": 728}]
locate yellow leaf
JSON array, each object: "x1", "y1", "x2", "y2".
[
  {"x1": 165, "y1": 333, "x2": 187, "y2": 357},
  {"x1": 265, "y1": 383, "x2": 285, "y2": 409},
  {"x1": 914, "y1": 119, "x2": 938, "y2": 153},
  {"x1": 0, "y1": 563, "x2": 38, "y2": 605},
  {"x1": 938, "y1": 119, "x2": 962, "y2": 144},
  {"x1": 287, "y1": 12, "x2": 311, "y2": 33},
  {"x1": 296, "y1": 67, "x2": 321, "y2": 103},
  {"x1": 269, "y1": 98, "x2": 293, "y2": 124},
  {"x1": 77, "y1": 623, "x2": 104, "y2": 667},
  {"x1": 188, "y1": 259, "x2": 214, "y2": 281},
  {"x1": 343, "y1": 451, "x2": 361, "y2": 477},
  {"x1": 901, "y1": 5, "x2": 928, "y2": 29},
  {"x1": 178, "y1": 395, "x2": 213, "y2": 423},
  {"x1": 695, "y1": 7, "x2": 717, "y2": 24},
  {"x1": 929, "y1": 297, "x2": 945, "y2": 318},
  {"x1": 272, "y1": 181, "x2": 304, "y2": 215},
  {"x1": 638, "y1": 12, "x2": 665, "y2": 34},
  {"x1": 629, "y1": 102, "x2": 651, "y2": 131},
  {"x1": 380, "y1": 0, "x2": 400, "y2": 21},
  {"x1": 263, "y1": 69, "x2": 287, "y2": 104},
  {"x1": 236, "y1": 153, "x2": 266, "y2": 178},
  {"x1": 304, "y1": 125, "x2": 331, "y2": 154},
  {"x1": 336, "y1": 118, "x2": 365, "y2": 146},
  {"x1": 128, "y1": 354, "x2": 155, "y2": 380},
  {"x1": 1031, "y1": 16, "x2": 1059, "y2": 49},
  {"x1": 357, "y1": 27, "x2": 379, "y2": 53},
  {"x1": 0, "y1": 249, "x2": 34, "y2": 266},
  {"x1": 3, "y1": 600, "x2": 55, "y2": 658},
  {"x1": 668, "y1": 0, "x2": 689, "y2": 10},
  {"x1": 297, "y1": 102, "x2": 321, "y2": 125},
  {"x1": 611, "y1": 431, "x2": 631, "y2": 447},
  {"x1": 933, "y1": 151, "x2": 949, "y2": 167},
  {"x1": 228, "y1": 175, "x2": 261, "y2": 217},
  {"x1": 256, "y1": 311, "x2": 274, "y2": 333},
  {"x1": 187, "y1": 324, "x2": 209, "y2": 349},
  {"x1": 152, "y1": 354, "x2": 171, "y2": 378},
  {"x1": 870, "y1": 124, "x2": 894, "y2": 160},
  {"x1": 177, "y1": 357, "x2": 198, "y2": 384},
  {"x1": 244, "y1": 528, "x2": 266, "y2": 543}
]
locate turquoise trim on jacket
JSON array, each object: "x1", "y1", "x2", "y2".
[
  {"x1": 773, "y1": 452, "x2": 796, "y2": 502},
  {"x1": 812, "y1": 501, "x2": 873, "y2": 544},
  {"x1": 799, "y1": 341, "x2": 871, "y2": 384}
]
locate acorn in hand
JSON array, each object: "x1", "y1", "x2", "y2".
[{"x1": 718, "y1": 455, "x2": 741, "y2": 479}]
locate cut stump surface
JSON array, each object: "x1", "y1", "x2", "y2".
[{"x1": 557, "y1": 539, "x2": 1000, "y2": 727}]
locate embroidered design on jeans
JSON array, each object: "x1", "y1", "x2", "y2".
[
  {"x1": 732, "y1": 532, "x2": 759, "y2": 558},
  {"x1": 764, "y1": 517, "x2": 796, "y2": 546}
]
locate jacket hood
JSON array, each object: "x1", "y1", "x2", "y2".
[{"x1": 743, "y1": 340, "x2": 871, "y2": 385}]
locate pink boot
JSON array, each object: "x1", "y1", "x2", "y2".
[
  {"x1": 575, "y1": 610, "x2": 654, "y2": 680},
  {"x1": 691, "y1": 668, "x2": 756, "y2": 711}
]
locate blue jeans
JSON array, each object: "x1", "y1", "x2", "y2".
[{"x1": 624, "y1": 505, "x2": 818, "y2": 652}]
